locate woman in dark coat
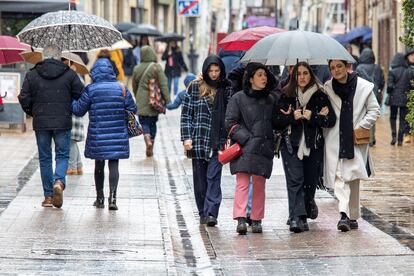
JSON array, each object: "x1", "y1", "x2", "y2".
[
  {"x1": 162, "y1": 40, "x2": 188, "y2": 97},
  {"x1": 181, "y1": 55, "x2": 232, "y2": 227},
  {"x1": 387, "y1": 53, "x2": 414, "y2": 145},
  {"x1": 225, "y1": 62, "x2": 277, "y2": 235},
  {"x1": 275, "y1": 62, "x2": 336, "y2": 233},
  {"x1": 72, "y1": 58, "x2": 137, "y2": 211}
]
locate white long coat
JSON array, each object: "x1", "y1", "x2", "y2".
[{"x1": 323, "y1": 77, "x2": 380, "y2": 188}]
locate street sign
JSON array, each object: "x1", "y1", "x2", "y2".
[{"x1": 177, "y1": 0, "x2": 200, "y2": 17}]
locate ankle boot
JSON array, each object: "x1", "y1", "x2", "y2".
[
  {"x1": 108, "y1": 190, "x2": 118, "y2": 210},
  {"x1": 93, "y1": 197, "x2": 105, "y2": 208},
  {"x1": 93, "y1": 189, "x2": 105, "y2": 208},
  {"x1": 144, "y1": 134, "x2": 153, "y2": 157},
  {"x1": 236, "y1": 217, "x2": 247, "y2": 235}
]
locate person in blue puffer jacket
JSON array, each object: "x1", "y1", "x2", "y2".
[{"x1": 72, "y1": 58, "x2": 137, "y2": 211}]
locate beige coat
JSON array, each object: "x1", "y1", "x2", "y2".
[{"x1": 323, "y1": 77, "x2": 380, "y2": 188}]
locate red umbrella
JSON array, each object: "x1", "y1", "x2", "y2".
[
  {"x1": 218, "y1": 26, "x2": 286, "y2": 51},
  {"x1": 0, "y1": 36, "x2": 31, "y2": 65}
]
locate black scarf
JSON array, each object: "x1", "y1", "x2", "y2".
[
  {"x1": 210, "y1": 80, "x2": 228, "y2": 151},
  {"x1": 332, "y1": 72, "x2": 358, "y2": 159}
]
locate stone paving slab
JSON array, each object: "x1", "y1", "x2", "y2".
[{"x1": 1, "y1": 109, "x2": 414, "y2": 274}]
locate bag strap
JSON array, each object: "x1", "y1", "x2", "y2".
[
  {"x1": 142, "y1": 62, "x2": 155, "y2": 80},
  {"x1": 227, "y1": 124, "x2": 238, "y2": 140},
  {"x1": 120, "y1": 83, "x2": 126, "y2": 97}
]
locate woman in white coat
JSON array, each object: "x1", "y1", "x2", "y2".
[{"x1": 324, "y1": 60, "x2": 380, "y2": 232}]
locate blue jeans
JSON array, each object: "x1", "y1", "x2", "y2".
[
  {"x1": 168, "y1": 76, "x2": 180, "y2": 96},
  {"x1": 35, "y1": 129, "x2": 71, "y2": 197},
  {"x1": 139, "y1": 116, "x2": 158, "y2": 140},
  {"x1": 246, "y1": 179, "x2": 253, "y2": 215}
]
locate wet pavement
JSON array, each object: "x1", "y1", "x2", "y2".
[{"x1": 0, "y1": 110, "x2": 414, "y2": 274}]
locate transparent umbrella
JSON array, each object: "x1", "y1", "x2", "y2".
[
  {"x1": 241, "y1": 30, "x2": 356, "y2": 65},
  {"x1": 17, "y1": 10, "x2": 122, "y2": 52}
]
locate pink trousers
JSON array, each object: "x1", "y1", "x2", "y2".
[{"x1": 233, "y1": 173, "x2": 266, "y2": 220}]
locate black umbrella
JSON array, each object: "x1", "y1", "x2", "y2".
[
  {"x1": 155, "y1": 33, "x2": 186, "y2": 43},
  {"x1": 126, "y1": 26, "x2": 161, "y2": 37},
  {"x1": 114, "y1": 22, "x2": 137, "y2": 32}
]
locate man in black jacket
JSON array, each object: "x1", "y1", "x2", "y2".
[{"x1": 18, "y1": 44, "x2": 84, "y2": 208}]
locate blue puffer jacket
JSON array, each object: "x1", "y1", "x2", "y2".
[{"x1": 72, "y1": 58, "x2": 137, "y2": 160}]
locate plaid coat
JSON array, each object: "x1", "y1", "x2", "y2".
[
  {"x1": 181, "y1": 80, "x2": 232, "y2": 160},
  {"x1": 71, "y1": 115, "x2": 85, "y2": 142}
]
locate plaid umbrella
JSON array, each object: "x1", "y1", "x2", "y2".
[
  {"x1": 17, "y1": 10, "x2": 122, "y2": 52},
  {"x1": 0, "y1": 35, "x2": 30, "y2": 65}
]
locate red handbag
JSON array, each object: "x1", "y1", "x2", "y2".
[{"x1": 218, "y1": 124, "x2": 242, "y2": 165}]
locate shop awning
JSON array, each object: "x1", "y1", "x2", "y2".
[{"x1": 0, "y1": 0, "x2": 69, "y2": 13}]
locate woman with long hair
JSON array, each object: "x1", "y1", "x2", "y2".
[
  {"x1": 181, "y1": 55, "x2": 232, "y2": 227},
  {"x1": 275, "y1": 62, "x2": 336, "y2": 233}
]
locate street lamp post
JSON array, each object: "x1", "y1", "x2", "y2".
[
  {"x1": 275, "y1": 0, "x2": 278, "y2": 27},
  {"x1": 187, "y1": 21, "x2": 199, "y2": 74}
]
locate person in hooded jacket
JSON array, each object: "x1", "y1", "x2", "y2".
[
  {"x1": 18, "y1": 44, "x2": 84, "y2": 208},
  {"x1": 133, "y1": 46, "x2": 170, "y2": 157},
  {"x1": 181, "y1": 55, "x2": 233, "y2": 227},
  {"x1": 387, "y1": 52, "x2": 414, "y2": 146},
  {"x1": 72, "y1": 58, "x2": 137, "y2": 211},
  {"x1": 225, "y1": 63, "x2": 279, "y2": 235},
  {"x1": 355, "y1": 48, "x2": 385, "y2": 146},
  {"x1": 162, "y1": 40, "x2": 188, "y2": 97},
  {"x1": 324, "y1": 60, "x2": 380, "y2": 232},
  {"x1": 275, "y1": 62, "x2": 336, "y2": 233}
]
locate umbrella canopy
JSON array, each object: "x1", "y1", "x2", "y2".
[
  {"x1": 17, "y1": 10, "x2": 122, "y2": 52},
  {"x1": 241, "y1": 30, "x2": 356, "y2": 66},
  {"x1": 111, "y1": 39, "x2": 133, "y2": 49},
  {"x1": 126, "y1": 24, "x2": 161, "y2": 37},
  {"x1": 114, "y1": 22, "x2": 137, "y2": 32},
  {"x1": 218, "y1": 26, "x2": 286, "y2": 51},
  {"x1": 346, "y1": 26, "x2": 372, "y2": 42},
  {"x1": 20, "y1": 51, "x2": 89, "y2": 75},
  {"x1": 61, "y1": 52, "x2": 89, "y2": 75},
  {"x1": 155, "y1": 33, "x2": 185, "y2": 43},
  {"x1": 20, "y1": 50, "x2": 43, "y2": 64},
  {"x1": 0, "y1": 35, "x2": 30, "y2": 65}
]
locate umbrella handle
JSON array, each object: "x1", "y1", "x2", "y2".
[{"x1": 1, "y1": 91, "x2": 7, "y2": 98}]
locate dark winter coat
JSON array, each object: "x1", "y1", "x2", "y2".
[
  {"x1": 275, "y1": 89, "x2": 336, "y2": 149},
  {"x1": 355, "y1": 48, "x2": 385, "y2": 102},
  {"x1": 387, "y1": 53, "x2": 414, "y2": 107},
  {"x1": 71, "y1": 58, "x2": 137, "y2": 160},
  {"x1": 225, "y1": 63, "x2": 278, "y2": 179},
  {"x1": 181, "y1": 56, "x2": 233, "y2": 160},
  {"x1": 122, "y1": 48, "x2": 137, "y2": 76},
  {"x1": 18, "y1": 59, "x2": 84, "y2": 130},
  {"x1": 162, "y1": 46, "x2": 188, "y2": 78}
]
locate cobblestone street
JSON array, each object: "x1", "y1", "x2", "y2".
[{"x1": 0, "y1": 110, "x2": 413, "y2": 275}]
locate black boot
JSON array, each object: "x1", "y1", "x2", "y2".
[
  {"x1": 391, "y1": 136, "x2": 396, "y2": 145},
  {"x1": 236, "y1": 217, "x2": 247, "y2": 235},
  {"x1": 108, "y1": 190, "x2": 118, "y2": 210},
  {"x1": 337, "y1": 212, "x2": 351, "y2": 232},
  {"x1": 93, "y1": 189, "x2": 105, "y2": 208},
  {"x1": 289, "y1": 217, "x2": 304, "y2": 233},
  {"x1": 251, "y1": 220, "x2": 263, "y2": 233}
]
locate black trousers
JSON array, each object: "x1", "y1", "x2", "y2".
[
  {"x1": 281, "y1": 145, "x2": 323, "y2": 219},
  {"x1": 191, "y1": 154, "x2": 223, "y2": 218},
  {"x1": 94, "y1": 160, "x2": 119, "y2": 198},
  {"x1": 390, "y1": 106, "x2": 409, "y2": 142}
]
